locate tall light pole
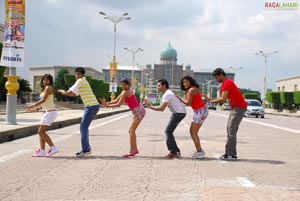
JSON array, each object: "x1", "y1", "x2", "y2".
[
  {"x1": 99, "y1": 11, "x2": 130, "y2": 100},
  {"x1": 171, "y1": 58, "x2": 174, "y2": 88},
  {"x1": 229, "y1": 66, "x2": 243, "y2": 83},
  {"x1": 205, "y1": 80, "x2": 214, "y2": 98},
  {"x1": 255, "y1": 50, "x2": 278, "y2": 102},
  {"x1": 229, "y1": 66, "x2": 243, "y2": 74},
  {"x1": 99, "y1": 11, "x2": 130, "y2": 63},
  {"x1": 124, "y1": 47, "x2": 143, "y2": 92}
]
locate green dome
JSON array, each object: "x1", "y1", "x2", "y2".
[
  {"x1": 160, "y1": 42, "x2": 177, "y2": 59},
  {"x1": 185, "y1": 64, "x2": 191, "y2": 70}
]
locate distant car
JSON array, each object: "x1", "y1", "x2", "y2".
[
  {"x1": 222, "y1": 103, "x2": 231, "y2": 111},
  {"x1": 245, "y1": 99, "x2": 265, "y2": 118},
  {"x1": 206, "y1": 103, "x2": 217, "y2": 110}
]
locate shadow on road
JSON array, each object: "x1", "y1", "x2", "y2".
[
  {"x1": 49, "y1": 155, "x2": 218, "y2": 161},
  {"x1": 237, "y1": 158, "x2": 285, "y2": 165},
  {"x1": 48, "y1": 155, "x2": 285, "y2": 165}
]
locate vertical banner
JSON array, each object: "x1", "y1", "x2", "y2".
[
  {"x1": 109, "y1": 62, "x2": 117, "y2": 93},
  {"x1": 0, "y1": 0, "x2": 25, "y2": 67},
  {"x1": 131, "y1": 76, "x2": 137, "y2": 94}
]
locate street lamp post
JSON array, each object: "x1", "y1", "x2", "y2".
[
  {"x1": 171, "y1": 58, "x2": 174, "y2": 88},
  {"x1": 206, "y1": 80, "x2": 213, "y2": 98},
  {"x1": 99, "y1": 11, "x2": 131, "y2": 100},
  {"x1": 229, "y1": 66, "x2": 243, "y2": 83},
  {"x1": 255, "y1": 50, "x2": 278, "y2": 102},
  {"x1": 229, "y1": 66, "x2": 243, "y2": 74},
  {"x1": 124, "y1": 47, "x2": 143, "y2": 93}
]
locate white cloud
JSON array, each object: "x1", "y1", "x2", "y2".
[{"x1": 1, "y1": 0, "x2": 299, "y2": 91}]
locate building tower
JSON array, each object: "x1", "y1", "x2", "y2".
[{"x1": 154, "y1": 42, "x2": 183, "y2": 87}]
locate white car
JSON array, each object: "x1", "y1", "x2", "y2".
[{"x1": 245, "y1": 99, "x2": 265, "y2": 118}]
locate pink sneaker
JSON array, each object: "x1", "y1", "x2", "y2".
[
  {"x1": 32, "y1": 149, "x2": 45, "y2": 157},
  {"x1": 46, "y1": 146, "x2": 59, "y2": 157},
  {"x1": 123, "y1": 151, "x2": 139, "y2": 158}
]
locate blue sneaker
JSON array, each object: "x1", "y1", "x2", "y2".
[{"x1": 76, "y1": 150, "x2": 91, "y2": 157}]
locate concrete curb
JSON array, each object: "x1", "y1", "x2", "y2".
[
  {"x1": 265, "y1": 112, "x2": 300, "y2": 118},
  {"x1": 0, "y1": 109, "x2": 130, "y2": 143}
]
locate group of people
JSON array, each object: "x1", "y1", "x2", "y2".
[{"x1": 27, "y1": 67, "x2": 247, "y2": 161}]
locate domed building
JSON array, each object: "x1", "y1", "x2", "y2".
[{"x1": 153, "y1": 42, "x2": 183, "y2": 87}]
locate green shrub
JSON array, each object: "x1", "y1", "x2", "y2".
[
  {"x1": 266, "y1": 91, "x2": 281, "y2": 109},
  {"x1": 280, "y1": 92, "x2": 294, "y2": 109},
  {"x1": 294, "y1": 91, "x2": 300, "y2": 105},
  {"x1": 54, "y1": 69, "x2": 70, "y2": 101},
  {"x1": 116, "y1": 86, "x2": 122, "y2": 97},
  {"x1": 244, "y1": 93, "x2": 259, "y2": 100},
  {"x1": 90, "y1": 79, "x2": 103, "y2": 98},
  {"x1": 64, "y1": 74, "x2": 76, "y2": 88},
  {"x1": 103, "y1": 82, "x2": 110, "y2": 100},
  {"x1": 266, "y1": 92, "x2": 280, "y2": 104}
]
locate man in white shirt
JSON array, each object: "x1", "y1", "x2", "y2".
[{"x1": 144, "y1": 79, "x2": 186, "y2": 159}]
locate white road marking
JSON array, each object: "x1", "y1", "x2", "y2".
[
  {"x1": 213, "y1": 154, "x2": 228, "y2": 164},
  {"x1": 0, "y1": 149, "x2": 32, "y2": 163},
  {"x1": 89, "y1": 113, "x2": 131, "y2": 130},
  {"x1": 210, "y1": 112, "x2": 300, "y2": 134},
  {"x1": 236, "y1": 177, "x2": 256, "y2": 188},
  {"x1": 0, "y1": 113, "x2": 131, "y2": 163},
  {"x1": 181, "y1": 121, "x2": 189, "y2": 128}
]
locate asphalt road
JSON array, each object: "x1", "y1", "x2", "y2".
[{"x1": 0, "y1": 108, "x2": 299, "y2": 201}]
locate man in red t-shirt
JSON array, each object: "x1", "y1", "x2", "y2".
[{"x1": 204, "y1": 68, "x2": 247, "y2": 161}]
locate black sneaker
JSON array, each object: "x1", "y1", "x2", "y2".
[
  {"x1": 220, "y1": 154, "x2": 237, "y2": 161},
  {"x1": 76, "y1": 150, "x2": 91, "y2": 157}
]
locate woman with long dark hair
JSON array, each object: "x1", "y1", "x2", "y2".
[
  {"x1": 100, "y1": 78, "x2": 146, "y2": 157},
  {"x1": 177, "y1": 76, "x2": 208, "y2": 159},
  {"x1": 26, "y1": 74, "x2": 59, "y2": 157}
]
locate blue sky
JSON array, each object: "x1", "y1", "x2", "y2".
[{"x1": 0, "y1": 0, "x2": 299, "y2": 91}]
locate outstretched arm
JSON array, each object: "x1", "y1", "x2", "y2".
[
  {"x1": 144, "y1": 99, "x2": 168, "y2": 112},
  {"x1": 107, "y1": 94, "x2": 121, "y2": 105},
  {"x1": 176, "y1": 88, "x2": 196, "y2": 106},
  {"x1": 26, "y1": 86, "x2": 53, "y2": 111},
  {"x1": 57, "y1": 89, "x2": 77, "y2": 97},
  {"x1": 106, "y1": 91, "x2": 126, "y2": 108},
  {"x1": 204, "y1": 90, "x2": 228, "y2": 104}
]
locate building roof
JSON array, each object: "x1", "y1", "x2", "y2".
[
  {"x1": 160, "y1": 42, "x2": 177, "y2": 59},
  {"x1": 103, "y1": 65, "x2": 143, "y2": 71},
  {"x1": 194, "y1": 68, "x2": 235, "y2": 74},
  {"x1": 194, "y1": 68, "x2": 214, "y2": 73},
  {"x1": 276, "y1": 75, "x2": 300, "y2": 82}
]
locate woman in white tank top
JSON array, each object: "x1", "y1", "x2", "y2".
[{"x1": 26, "y1": 74, "x2": 59, "y2": 157}]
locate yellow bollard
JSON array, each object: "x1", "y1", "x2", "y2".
[{"x1": 5, "y1": 75, "x2": 19, "y2": 96}]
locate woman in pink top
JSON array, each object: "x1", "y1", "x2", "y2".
[{"x1": 100, "y1": 78, "x2": 146, "y2": 157}]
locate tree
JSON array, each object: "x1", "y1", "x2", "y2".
[
  {"x1": 0, "y1": 77, "x2": 32, "y2": 103},
  {"x1": 244, "y1": 93, "x2": 260, "y2": 100},
  {"x1": 239, "y1": 88, "x2": 261, "y2": 98},
  {"x1": 294, "y1": 91, "x2": 300, "y2": 109},
  {"x1": 54, "y1": 69, "x2": 70, "y2": 101},
  {"x1": 18, "y1": 78, "x2": 32, "y2": 103},
  {"x1": 18, "y1": 78, "x2": 32, "y2": 93},
  {"x1": 266, "y1": 91, "x2": 281, "y2": 109},
  {"x1": 280, "y1": 92, "x2": 294, "y2": 110},
  {"x1": 0, "y1": 77, "x2": 7, "y2": 102},
  {"x1": 0, "y1": 42, "x2": 7, "y2": 84},
  {"x1": 64, "y1": 74, "x2": 76, "y2": 88}
]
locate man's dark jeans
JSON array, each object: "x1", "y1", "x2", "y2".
[{"x1": 165, "y1": 113, "x2": 186, "y2": 153}]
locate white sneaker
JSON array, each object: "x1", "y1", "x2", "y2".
[
  {"x1": 192, "y1": 150, "x2": 205, "y2": 159},
  {"x1": 32, "y1": 149, "x2": 45, "y2": 157},
  {"x1": 46, "y1": 146, "x2": 59, "y2": 157}
]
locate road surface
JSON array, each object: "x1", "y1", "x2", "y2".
[{"x1": 0, "y1": 108, "x2": 299, "y2": 201}]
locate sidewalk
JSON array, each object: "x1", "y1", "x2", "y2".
[
  {"x1": 0, "y1": 106, "x2": 130, "y2": 143},
  {"x1": 265, "y1": 108, "x2": 300, "y2": 118}
]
